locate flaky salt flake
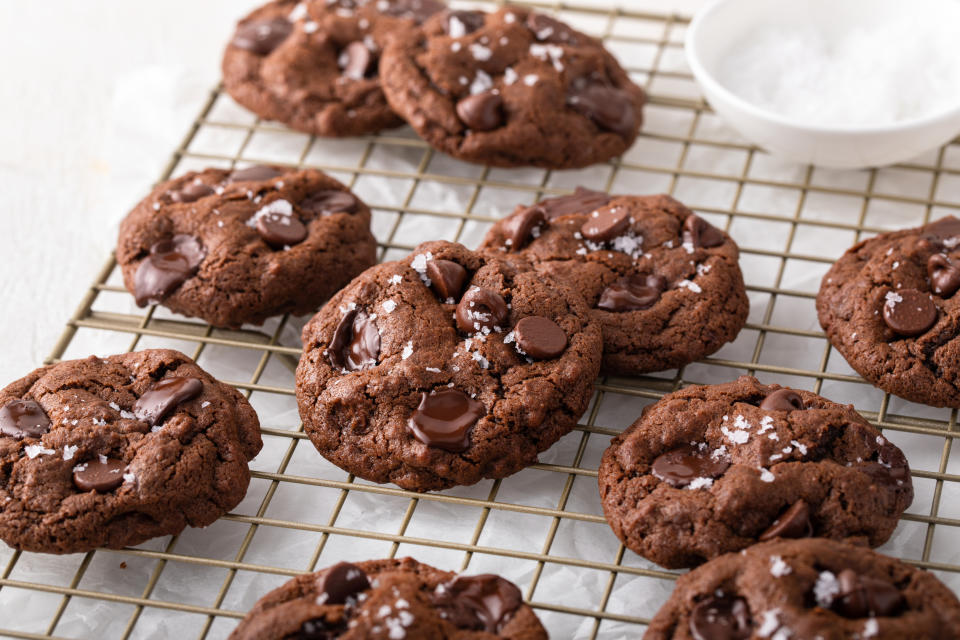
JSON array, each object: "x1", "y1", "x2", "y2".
[
  {"x1": 410, "y1": 252, "x2": 433, "y2": 286},
  {"x1": 448, "y1": 15, "x2": 467, "y2": 38},
  {"x1": 109, "y1": 401, "x2": 121, "y2": 411},
  {"x1": 395, "y1": 598, "x2": 409, "y2": 609},
  {"x1": 813, "y1": 571, "x2": 840, "y2": 607},
  {"x1": 769, "y1": 555, "x2": 791, "y2": 576},
  {"x1": 425, "y1": 367, "x2": 441, "y2": 373},
  {"x1": 63, "y1": 445, "x2": 78, "y2": 461},
  {"x1": 759, "y1": 467, "x2": 776, "y2": 483},
  {"x1": 451, "y1": 41, "x2": 462, "y2": 53},
  {"x1": 863, "y1": 619, "x2": 879, "y2": 638},
  {"x1": 758, "y1": 415, "x2": 775, "y2": 433},
  {"x1": 288, "y1": 2, "x2": 307, "y2": 20},
  {"x1": 123, "y1": 472, "x2": 137, "y2": 484},
  {"x1": 677, "y1": 279, "x2": 703, "y2": 294},
  {"x1": 722, "y1": 425, "x2": 750, "y2": 445},
  {"x1": 791, "y1": 440, "x2": 808, "y2": 455},
  {"x1": 523, "y1": 74, "x2": 539, "y2": 86},
  {"x1": 885, "y1": 291, "x2": 903, "y2": 307},
  {"x1": 389, "y1": 274, "x2": 403, "y2": 285},
  {"x1": 201, "y1": 401, "x2": 211, "y2": 408},
  {"x1": 687, "y1": 477, "x2": 714, "y2": 490},
  {"x1": 503, "y1": 67, "x2": 518, "y2": 85},
  {"x1": 470, "y1": 69, "x2": 493, "y2": 95},
  {"x1": 401, "y1": 342, "x2": 413, "y2": 360},
  {"x1": 25, "y1": 445, "x2": 55, "y2": 459},
  {"x1": 756, "y1": 609, "x2": 781, "y2": 638},
  {"x1": 382, "y1": 299, "x2": 398, "y2": 313},
  {"x1": 120, "y1": 409, "x2": 136, "y2": 420},
  {"x1": 469, "y1": 43, "x2": 492, "y2": 61}
]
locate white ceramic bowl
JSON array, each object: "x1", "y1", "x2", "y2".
[{"x1": 685, "y1": 0, "x2": 960, "y2": 169}]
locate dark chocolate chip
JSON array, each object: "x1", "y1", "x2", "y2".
[
  {"x1": 231, "y1": 18, "x2": 293, "y2": 55},
  {"x1": 255, "y1": 211, "x2": 308, "y2": 248},
  {"x1": 426, "y1": 259, "x2": 467, "y2": 301},
  {"x1": 169, "y1": 181, "x2": 215, "y2": 204},
  {"x1": 378, "y1": 0, "x2": 445, "y2": 24},
  {"x1": 759, "y1": 500, "x2": 813, "y2": 541},
  {"x1": 455, "y1": 287, "x2": 509, "y2": 333},
  {"x1": 133, "y1": 377, "x2": 203, "y2": 427},
  {"x1": 759, "y1": 388, "x2": 805, "y2": 412},
  {"x1": 513, "y1": 316, "x2": 567, "y2": 359},
  {"x1": 226, "y1": 165, "x2": 284, "y2": 183},
  {"x1": 882, "y1": 288, "x2": 937, "y2": 337},
  {"x1": 299, "y1": 190, "x2": 358, "y2": 216},
  {"x1": 581, "y1": 206, "x2": 630, "y2": 242},
  {"x1": 928, "y1": 254, "x2": 960, "y2": 297},
  {"x1": 923, "y1": 216, "x2": 960, "y2": 242},
  {"x1": 689, "y1": 594, "x2": 752, "y2": 640},
  {"x1": 0, "y1": 400, "x2": 51, "y2": 440},
  {"x1": 133, "y1": 235, "x2": 205, "y2": 306},
  {"x1": 329, "y1": 309, "x2": 380, "y2": 372},
  {"x1": 408, "y1": 389, "x2": 484, "y2": 452},
  {"x1": 316, "y1": 561, "x2": 370, "y2": 605},
  {"x1": 651, "y1": 445, "x2": 730, "y2": 488},
  {"x1": 432, "y1": 574, "x2": 523, "y2": 633},
  {"x1": 683, "y1": 214, "x2": 725, "y2": 249},
  {"x1": 445, "y1": 9, "x2": 485, "y2": 36},
  {"x1": 73, "y1": 458, "x2": 126, "y2": 492},
  {"x1": 502, "y1": 205, "x2": 546, "y2": 251},
  {"x1": 340, "y1": 41, "x2": 374, "y2": 80},
  {"x1": 569, "y1": 84, "x2": 636, "y2": 138},
  {"x1": 536, "y1": 187, "x2": 612, "y2": 220},
  {"x1": 456, "y1": 91, "x2": 504, "y2": 131},
  {"x1": 526, "y1": 12, "x2": 579, "y2": 45},
  {"x1": 596, "y1": 274, "x2": 666, "y2": 311},
  {"x1": 830, "y1": 569, "x2": 904, "y2": 619}
]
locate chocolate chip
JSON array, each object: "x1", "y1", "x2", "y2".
[
  {"x1": 255, "y1": 211, "x2": 308, "y2": 248},
  {"x1": 759, "y1": 500, "x2": 813, "y2": 541},
  {"x1": 133, "y1": 377, "x2": 203, "y2": 427},
  {"x1": 927, "y1": 254, "x2": 960, "y2": 297},
  {"x1": 445, "y1": 9, "x2": 484, "y2": 36},
  {"x1": 339, "y1": 41, "x2": 374, "y2": 80},
  {"x1": 329, "y1": 309, "x2": 380, "y2": 372},
  {"x1": 596, "y1": 274, "x2": 666, "y2": 311},
  {"x1": 231, "y1": 18, "x2": 293, "y2": 55},
  {"x1": 503, "y1": 205, "x2": 546, "y2": 251},
  {"x1": 0, "y1": 400, "x2": 51, "y2": 440},
  {"x1": 514, "y1": 316, "x2": 567, "y2": 359},
  {"x1": 456, "y1": 91, "x2": 504, "y2": 131},
  {"x1": 923, "y1": 216, "x2": 960, "y2": 242},
  {"x1": 316, "y1": 561, "x2": 370, "y2": 605},
  {"x1": 569, "y1": 84, "x2": 636, "y2": 138},
  {"x1": 378, "y1": 0, "x2": 445, "y2": 24},
  {"x1": 455, "y1": 287, "x2": 509, "y2": 333},
  {"x1": 73, "y1": 457, "x2": 126, "y2": 492},
  {"x1": 432, "y1": 574, "x2": 522, "y2": 633},
  {"x1": 426, "y1": 259, "x2": 467, "y2": 301},
  {"x1": 299, "y1": 190, "x2": 358, "y2": 216},
  {"x1": 580, "y1": 206, "x2": 630, "y2": 242},
  {"x1": 408, "y1": 389, "x2": 484, "y2": 452},
  {"x1": 683, "y1": 214, "x2": 725, "y2": 249},
  {"x1": 526, "y1": 12, "x2": 579, "y2": 45},
  {"x1": 830, "y1": 569, "x2": 904, "y2": 618},
  {"x1": 689, "y1": 594, "x2": 752, "y2": 640},
  {"x1": 133, "y1": 235, "x2": 205, "y2": 306},
  {"x1": 651, "y1": 445, "x2": 730, "y2": 488},
  {"x1": 759, "y1": 389, "x2": 805, "y2": 412},
  {"x1": 537, "y1": 187, "x2": 612, "y2": 220},
  {"x1": 226, "y1": 165, "x2": 284, "y2": 183},
  {"x1": 882, "y1": 288, "x2": 937, "y2": 337},
  {"x1": 169, "y1": 181, "x2": 214, "y2": 204}
]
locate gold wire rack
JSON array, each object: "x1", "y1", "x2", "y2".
[{"x1": 3, "y1": 0, "x2": 960, "y2": 637}]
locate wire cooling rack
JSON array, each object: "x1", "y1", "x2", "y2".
[{"x1": 3, "y1": 1, "x2": 960, "y2": 638}]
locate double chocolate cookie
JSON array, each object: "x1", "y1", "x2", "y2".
[
  {"x1": 644, "y1": 538, "x2": 960, "y2": 639},
  {"x1": 599, "y1": 377, "x2": 913, "y2": 569},
  {"x1": 229, "y1": 556, "x2": 547, "y2": 639},
  {"x1": 480, "y1": 189, "x2": 748, "y2": 374},
  {"x1": 223, "y1": 0, "x2": 444, "y2": 136},
  {"x1": 817, "y1": 216, "x2": 960, "y2": 407},
  {"x1": 379, "y1": 7, "x2": 645, "y2": 168},
  {"x1": 0, "y1": 349, "x2": 261, "y2": 554},
  {"x1": 117, "y1": 165, "x2": 377, "y2": 328},
  {"x1": 295, "y1": 240, "x2": 602, "y2": 491}
]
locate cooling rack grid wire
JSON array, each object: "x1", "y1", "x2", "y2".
[{"x1": 4, "y1": 1, "x2": 960, "y2": 638}]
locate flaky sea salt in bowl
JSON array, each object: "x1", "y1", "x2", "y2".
[{"x1": 685, "y1": 0, "x2": 960, "y2": 168}]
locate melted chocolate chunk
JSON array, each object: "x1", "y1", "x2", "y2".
[
  {"x1": 689, "y1": 594, "x2": 752, "y2": 640},
  {"x1": 226, "y1": 165, "x2": 283, "y2": 183},
  {"x1": 456, "y1": 91, "x2": 504, "y2": 131},
  {"x1": 426, "y1": 259, "x2": 467, "y2": 301},
  {"x1": 329, "y1": 309, "x2": 380, "y2": 372},
  {"x1": 581, "y1": 206, "x2": 630, "y2": 242},
  {"x1": 316, "y1": 561, "x2": 370, "y2": 605},
  {"x1": 73, "y1": 458, "x2": 126, "y2": 492},
  {"x1": 256, "y1": 211, "x2": 308, "y2": 248},
  {"x1": 526, "y1": 12, "x2": 579, "y2": 45},
  {"x1": 503, "y1": 206, "x2": 545, "y2": 251},
  {"x1": 829, "y1": 569, "x2": 904, "y2": 619},
  {"x1": 299, "y1": 190, "x2": 358, "y2": 216},
  {"x1": 408, "y1": 389, "x2": 484, "y2": 452},
  {"x1": 0, "y1": 400, "x2": 51, "y2": 440},
  {"x1": 513, "y1": 316, "x2": 567, "y2": 359},
  {"x1": 432, "y1": 574, "x2": 522, "y2": 633},
  {"x1": 133, "y1": 235, "x2": 205, "y2": 306},
  {"x1": 596, "y1": 274, "x2": 666, "y2": 311},
  {"x1": 377, "y1": 0, "x2": 445, "y2": 24},
  {"x1": 340, "y1": 41, "x2": 374, "y2": 80},
  {"x1": 759, "y1": 388, "x2": 805, "y2": 412},
  {"x1": 232, "y1": 18, "x2": 293, "y2": 55},
  {"x1": 569, "y1": 84, "x2": 636, "y2": 138},
  {"x1": 455, "y1": 287, "x2": 509, "y2": 333},
  {"x1": 927, "y1": 254, "x2": 960, "y2": 297},
  {"x1": 651, "y1": 445, "x2": 730, "y2": 488},
  {"x1": 537, "y1": 187, "x2": 612, "y2": 220},
  {"x1": 169, "y1": 180, "x2": 214, "y2": 204},
  {"x1": 759, "y1": 500, "x2": 813, "y2": 541},
  {"x1": 445, "y1": 9, "x2": 485, "y2": 36},
  {"x1": 882, "y1": 288, "x2": 937, "y2": 337},
  {"x1": 133, "y1": 377, "x2": 203, "y2": 426},
  {"x1": 683, "y1": 214, "x2": 725, "y2": 249}
]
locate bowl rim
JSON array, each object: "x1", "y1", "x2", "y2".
[{"x1": 684, "y1": 0, "x2": 960, "y2": 136}]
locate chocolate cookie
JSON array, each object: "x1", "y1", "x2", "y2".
[
  {"x1": 0, "y1": 349, "x2": 261, "y2": 554},
  {"x1": 379, "y1": 7, "x2": 645, "y2": 168},
  {"x1": 229, "y1": 556, "x2": 547, "y2": 639},
  {"x1": 117, "y1": 165, "x2": 377, "y2": 328},
  {"x1": 599, "y1": 376, "x2": 913, "y2": 569},
  {"x1": 295, "y1": 240, "x2": 602, "y2": 491},
  {"x1": 817, "y1": 216, "x2": 960, "y2": 407},
  {"x1": 644, "y1": 538, "x2": 960, "y2": 640},
  {"x1": 222, "y1": 0, "x2": 445, "y2": 136},
  {"x1": 480, "y1": 189, "x2": 748, "y2": 374}
]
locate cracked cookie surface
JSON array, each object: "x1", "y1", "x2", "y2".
[
  {"x1": 644, "y1": 538, "x2": 960, "y2": 640},
  {"x1": 480, "y1": 190, "x2": 748, "y2": 374},
  {"x1": 295, "y1": 240, "x2": 602, "y2": 491},
  {"x1": 117, "y1": 164, "x2": 377, "y2": 329},
  {"x1": 599, "y1": 376, "x2": 913, "y2": 569},
  {"x1": 817, "y1": 216, "x2": 960, "y2": 407},
  {"x1": 0, "y1": 349, "x2": 261, "y2": 554},
  {"x1": 379, "y1": 6, "x2": 645, "y2": 168},
  {"x1": 229, "y1": 556, "x2": 547, "y2": 639}
]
